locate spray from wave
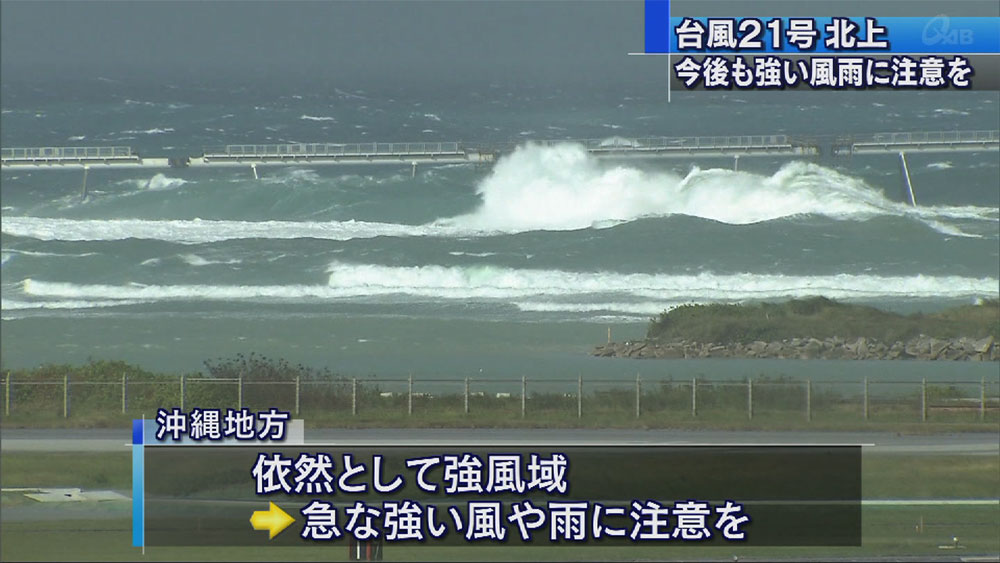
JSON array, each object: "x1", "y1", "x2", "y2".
[
  {"x1": 144, "y1": 173, "x2": 187, "y2": 191},
  {"x1": 434, "y1": 143, "x2": 997, "y2": 235},
  {"x1": 117, "y1": 173, "x2": 188, "y2": 191}
]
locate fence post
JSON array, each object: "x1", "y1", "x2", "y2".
[
  {"x1": 747, "y1": 378, "x2": 753, "y2": 421},
  {"x1": 806, "y1": 379, "x2": 812, "y2": 422},
  {"x1": 408, "y1": 374, "x2": 413, "y2": 416},
  {"x1": 521, "y1": 376, "x2": 526, "y2": 418},
  {"x1": 981, "y1": 377, "x2": 986, "y2": 422},
  {"x1": 577, "y1": 375, "x2": 583, "y2": 419},
  {"x1": 295, "y1": 376, "x2": 301, "y2": 416},
  {"x1": 238, "y1": 376, "x2": 244, "y2": 409},
  {"x1": 921, "y1": 378, "x2": 927, "y2": 422},
  {"x1": 122, "y1": 373, "x2": 127, "y2": 415},
  {"x1": 352, "y1": 378, "x2": 358, "y2": 416},
  {"x1": 691, "y1": 378, "x2": 697, "y2": 418},
  {"x1": 5, "y1": 372, "x2": 10, "y2": 416},
  {"x1": 63, "y1": 375, "x2": 69, "y2": 418},
  {"x1": 464, "y1": 378, "x2": 470, "y2": 414},
  {"x1": 635, "y1": 374, "x2": 641, "y2": 419},
  {"x1": 180, "y1": 375, "x2": 186, "y2": 412},
  {"x1": 863, "y1": 378, "x2": 869, "y2": 421}
]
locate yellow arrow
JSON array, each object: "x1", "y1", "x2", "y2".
[{"x1": 250, "y1": 502, "x2": 295, "y2": 540}]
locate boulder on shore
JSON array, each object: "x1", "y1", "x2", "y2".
[{"x1": 593, "y1": 335, "x2": 997, "y2": 361}]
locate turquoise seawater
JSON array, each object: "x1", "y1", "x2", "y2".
[{"x1": 1, "y1": 83, "x2": 998, "y2": 384}]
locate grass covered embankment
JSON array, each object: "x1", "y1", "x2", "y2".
[
  {"x1": 647, "y1": 297, "x2": 999, "y2": 343},
  {"x1": 594, "y1": 297, "x2": 999, "y2": 360}
]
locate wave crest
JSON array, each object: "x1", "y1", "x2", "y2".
[{"x1": 435, "y1": 143, "x2": 996, "y2": 235}]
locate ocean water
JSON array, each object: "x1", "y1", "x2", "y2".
[{"x1": 1, "y1": 81, "x2": 998, "y2": 384}]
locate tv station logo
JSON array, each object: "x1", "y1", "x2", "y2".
[{"x1": 922, "y1": 15, "x2": 975, "y2": 46}]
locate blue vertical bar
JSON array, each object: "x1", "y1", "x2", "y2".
[
  {"x1": 644, "y1": 0, "x2": 671, "y2": 53},
  {"x1": 132, "y1": 419, "x2": 144, "y2": 548}
]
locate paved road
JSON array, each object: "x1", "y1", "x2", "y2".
[{"x1": 2, "y1": 428, "x2": 997, "y2": 454}]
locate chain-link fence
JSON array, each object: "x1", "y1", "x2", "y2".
[{"x1": 4, "y1": 372, "x2": 998, "y2": 424}]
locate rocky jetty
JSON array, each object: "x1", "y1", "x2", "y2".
[{"x1": 593, "y1": 335, "x2": 998, "y2": 361}]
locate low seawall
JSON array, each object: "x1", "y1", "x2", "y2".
[{"x1": 593, "y1": 335, "x2": 998, "y2": 361}]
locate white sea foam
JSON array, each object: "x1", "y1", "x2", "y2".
[
  {"x1": 933, "y1": 108, "x2": 970, "y2": 116},
  {"x1": 1, "y1": 298, "x2": 150, "y2": 311},
  {"x1": 120, "y1": 128, "x2": 175, "y2": 135},
  {"x1": 17, "y1": 265, "x2": 995, "y2": 307},
  {"x1": 259, "y1": 168, "x2": 322, "y2": 185},
  {"x1": 115, "y1": 173, "x2": 187, "y2": 191},
  {"x1": 68, "y1": 135, "x2": 87, "y2": 141},
  {"x1": 433, "y1": 143, "x2": 998, "y2": 235},
  {"x1": 178, "y1": 254, "x2": 241, "y2": 266},
  {"x1": 5, "y1": 249, "x2": 98, "y2": 258},
  {"x1": 926, "y1": 161, "x2": 954, "y2": 170},
  {"x1": 300, "y1": 115, "x2": 337, "y2": 122},
  {"x1": 144, "y1": 173, "x2": 187, "y2": 190},
  {"x1": 0, "y1": 216, "x2": 482, "y2": 244}
]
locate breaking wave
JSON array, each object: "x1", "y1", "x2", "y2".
[
  {"x1": 2, "y1": 144, "x2": 996, "y2": 243},
  {"x1": 12, "y1": 263, "x2": 997, "y2": 310},
  {"x1": 0, "y1": 217, "x2": 481, "y2": 244},
  {"x1": 435, "y1": 144, "x2": 997, "y2": 236}
]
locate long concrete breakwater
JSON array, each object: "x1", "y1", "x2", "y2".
[{"x1": 3, "y1": 129, "x2": 998, "y2": 170}]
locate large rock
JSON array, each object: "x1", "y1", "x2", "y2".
[
  {"x1": 593, "y1": 344, "x2": 616, "y2": 357},
  {"x1": 764, "y1": 341, "x2": 784, "y2": 356},
  {"x1": 804, "y1": 338, "x2": 823, "y2": 354},
  {"x1": 929, "y1": 339, "x2": 950, "y2": 360},
  {"x1": 657, "y1": 346, "x2": 685, "y2": 359},
  {"x1": 943, "y1": 348, "x2": 965, "y2": 361},
  {"x1": 593, "y1": 335, "x2": 997, "y2": 361},
  {"x1": 852, "y1": 337, "x2": 868, "y2": 359},
  {"x1": 905, "y1": 338, "x2": 928, "y2": 357}
]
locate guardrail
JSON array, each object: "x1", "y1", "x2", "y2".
[
  {"x1": 493, "y1": 135, "x2": 796, "y2": 153},
  {"x1": 202, "y1": 142, "x2": 464, "y2": 159},
  {"x1": 3, "y1": 130, "x2": 996, "y2": 166},
  {"x1": 857, "y1": 130, "x2": 1000, "y2": 146},
  {"x1": 1, "y1": 146, "x2": 134, "y2": 161}
]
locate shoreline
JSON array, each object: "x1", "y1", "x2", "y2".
[
  {"x1": 600, "y1": 297, "x2": 1000, "y2": 361},
  {"x1": 593, "y1": 334, "x2": 998, "y2": 361}
]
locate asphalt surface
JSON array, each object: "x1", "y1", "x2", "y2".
[{"x1": 1, "y1": 428, "x2": 998, "y2": 454}]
